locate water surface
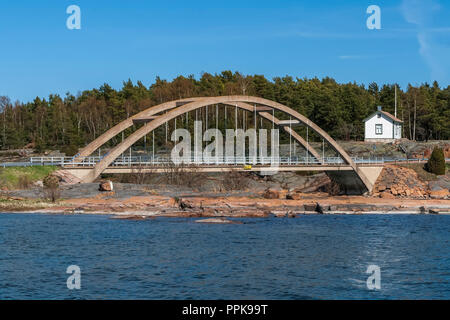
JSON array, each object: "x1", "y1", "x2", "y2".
[{"x1": 0, "y1": 213, "x2": 449, "y2": 299}]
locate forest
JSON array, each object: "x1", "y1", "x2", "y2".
[{"x1": 0, "y1": 71, "x2": 449, "y2": 155}]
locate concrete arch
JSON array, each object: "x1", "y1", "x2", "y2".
[
  {"x1": 81, "y1": 99, "x2": 322, "y2": 177},
  {"x1": 81, "y1": 96, "x2": 372, "y2": 192}
]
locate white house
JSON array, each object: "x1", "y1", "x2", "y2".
[{"x1": 364, "y1": 106, "x2": 403, "y2": 142}]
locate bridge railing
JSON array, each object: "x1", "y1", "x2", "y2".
[
  {"x1": 29, "y1": 155, "x2": 382, "y2": 166},
  {"x1": 30, "y1": 156, "x2": 102, "y2": 166}
]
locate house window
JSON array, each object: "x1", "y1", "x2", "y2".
[{"x1": 375, "y1": 124, "x2": 383, "y2": 135}]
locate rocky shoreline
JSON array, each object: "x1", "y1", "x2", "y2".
[
  {"x1": 1, "y1": 163, "x2": 448, "y2": 219},
  {"x1": 3, "y1": 192, "x2": 448, "y2": 219}
]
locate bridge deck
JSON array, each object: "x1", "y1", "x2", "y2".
[{"x1": 28, "y1": 156, "x2": 443, "y2": 169}]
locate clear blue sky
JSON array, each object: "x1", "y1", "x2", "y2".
[{"x1": 0, "y1": 0, "x2": 449, "y2": 103}]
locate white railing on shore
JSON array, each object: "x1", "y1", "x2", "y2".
[{"x1": 26, "y1": 155, "x2": 447, "y2": 168}]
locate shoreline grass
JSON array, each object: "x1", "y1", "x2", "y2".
[
  {"x1": 0, "y1": 166, "x2": 57, "y2": 190},
  {"x1": 0, "y1": 197, "x2": 60, "y2": 211}
]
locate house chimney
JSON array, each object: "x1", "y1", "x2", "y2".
[{"x1": 377, "y1": 106, "x2": 382, "y2": 111}]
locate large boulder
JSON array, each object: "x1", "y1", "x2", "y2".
[
  {"x1": 286, "y1": 192, "x2": 302, "y2": 200},
  {"x1": 99, "y1": 181, "x2": 114, "y2": 192},
  {"x1": 263, "y1": 188, "x2": 280, "y2": 199}
]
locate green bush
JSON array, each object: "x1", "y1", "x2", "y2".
[
  {"x1": 424, "y1": 147, "x2": 445, "y2": 175},
  {"x1": 43, "y1": 175, "x2": 59, "y2": 189}
]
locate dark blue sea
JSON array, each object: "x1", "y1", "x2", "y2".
[{"x1": 0, "y1": 213, "x2": 449, "y2": 299}]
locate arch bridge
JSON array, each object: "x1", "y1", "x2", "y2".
[{"x1": 58, "y1": 96, "x2": 383, "y2": 194}]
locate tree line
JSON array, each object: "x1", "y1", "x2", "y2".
[{"x1": 0, "y1": 71, "x2": 449, "y2": 154}]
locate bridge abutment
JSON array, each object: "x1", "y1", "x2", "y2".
[{"x1": 65, "y1": 168, "x2": 96, "y2": 183}]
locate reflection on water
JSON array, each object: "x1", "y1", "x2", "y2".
[{"x1": 0, "y1": 213, "x2": 449, "y2": 299}]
